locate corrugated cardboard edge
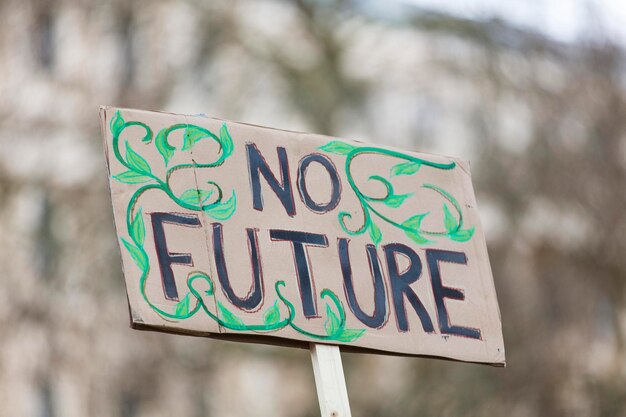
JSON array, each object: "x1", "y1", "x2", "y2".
[
  {"x1": 100, "y1": 106, "x2": 147, "y2": 328},
  {"x1": 100, "y1": 105, "x2": 465, "y2": 166},
  {"x1": 451, "y1": 155, "x2": 506, "y2": 366},
  {"x1": 131, "y1": 321, "x2": 505, "y2": 367}
]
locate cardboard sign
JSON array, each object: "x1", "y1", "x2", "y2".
[{"x1": 100, "y1": 106, "x2": 505, "y2": 365}]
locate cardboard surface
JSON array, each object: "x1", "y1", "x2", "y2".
[{"x1": 101, "y1": 106, "x2": 505, "y2": 365}]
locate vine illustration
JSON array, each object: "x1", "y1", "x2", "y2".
[
  {"x1": 110, "y1": 111, "x2": 365, "y2": 342},
  {"x1": 318, "y1": 140, "x2": 475, "y2": 246}
]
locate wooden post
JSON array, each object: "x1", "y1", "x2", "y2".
[{"x1": 310, "y1": 343, "x2": 352, "y2": 417}]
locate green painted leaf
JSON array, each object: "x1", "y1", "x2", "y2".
[
  {"x1": 220, "y1": 123, "x2": 234, "y2": 158},
  {"x1": 368, "y1": 222, "x2": 382, "y2": 245},
  {"x1": 443, "y1": 204, "x2": 459, "y2": 233},
  {"x1": 121, "y1": 238, "x2": 148, "y2": 272},
  {"x1": 204, "y1": 192, "x2": 236, "y2": 220},
  {"x1": 180, "y1": 189, "x2": 199, "y2": 205},
  {"x1": 263, "y1": 301, "x2": 281, "y2": 325},
  {"x1": 131, "y1": 209, "x2": 145, "y2": 246},
  {"x1": 110, "y1": 111, "x2": 125, "y2": 138},
  {"x1": 155, "y1": 129, "x2": 175, "y2": 166},
  {"x1": 182, "y1": 125, "x2": 207, "y2": 151},
  {"x1": 384, "y1": 193, "x2": 412, "y2": 208},
  {"x1": 318, "y1": 140, "x2": 357, "y2": 155},
  {"x1": 336, "y1": 328, "x2": 365, "y2": 342},
  {"x1": 404, "y1": 229, "x2": 431, "y2": 245},
  {"x1": 391, "y1": 161, "x2": 421, "y2": 177},
  {"x1": 197, "y1": 190, "x2": 214, "y2": 204},
  {"x1": 218, "y1": 302, "x2": 245, "y2": 327},
  {"x1": 450, "y1": 227, "x2": 475, "y2": 242},
  {"x1": 402, "y1": 213, "x2": 428, "y2": 230},
  {"x1": 175, "y1": 293, "x2": 190, "y2": 316},
  {"x1": 324, "y1": 303, "x2": 341, "y2": 337},
  {"x1": 125, "y1": 141, "x2": 151, "y2": 174},
  {"x1": 402, "y1": 214, "x2": 431, "y2": 244},
  {"x1": 180, "y1": 189, "x2": 214, "y2": 206},
  {"x1": 113, "y1": 171, "x2": 153, "y2": 184}
]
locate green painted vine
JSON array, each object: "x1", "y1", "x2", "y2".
[
  {"x1": 111, "y1": 111, "x2": 364, "y2": 342},
  {"x1": 318, "y1": 140, "x2": 475, "y2": 246}
]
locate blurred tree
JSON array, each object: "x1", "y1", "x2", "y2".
[{"x1": 0, "y1": 1, "x2": 624, "y2": 416}]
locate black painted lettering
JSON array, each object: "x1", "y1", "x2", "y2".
[
  {"x1": 384, "y1": 243, "x2": 434, "y2": 333},
  {"x1": 150, "y1": 212, "x2": 201, "y2": 301},
  {"x1": 338, "y1": 238, "x2": 387, "y2": 328},
  {"x1": 297, "y1": 153, "x2": 341, "y2": 213},
  {"x1": 246, "y1": 143, "x2": 296, "y2": 216},
  {"x1": 213, "y1": 223, "x2": 265, "y2": 311},
  {"x1": 426, "y1": 249, "x2": 481, "y2": 339},
  {"x1": 270, "y1": 229, "x2": 328, "y2": 318}
]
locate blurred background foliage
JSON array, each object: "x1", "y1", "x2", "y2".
[{"x1": 0, "y1": 0, "x2": 625, "y2": 416}]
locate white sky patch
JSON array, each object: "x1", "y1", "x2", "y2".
[{"x1": 398, "y1": 0, "x2": 626, "y2": 45}]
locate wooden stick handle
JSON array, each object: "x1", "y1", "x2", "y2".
[{"x1": 310, "y1": 343, "x2": 352, "y2": 417}]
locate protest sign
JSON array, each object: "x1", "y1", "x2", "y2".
[{"x1": 101, "y1": 107, "x2": 505, "y2": 365}]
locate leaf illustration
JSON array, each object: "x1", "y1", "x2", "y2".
[
  {"x1": 182, "y1": 125, "x2": 207, "y2": 151},
  {"x1": 402, "y1": 213, "x2": 428, "y2": 230},
  {"x1": 110, "y1": 111, "x2": 125, "y2": 138},
  {"x1": 368, "y1": 222, "x2": 382, "y2": 245},
  {"x1": 336, "y1": 328, "x2": 365, "y2": 342},
  {"x1": 180, "y1": 189, "x2": 214, "y2": 206},
  {"x1": 318, "y1": 140, "x2": 357, "y2": 155},
  {"x1": 391, "y1": 161, "x2": 421, "y2": 177},
  {"x1": 125, "y1": 141, "x2": 151, "y2": 174},
  {"x1": 443, "y1": 204, "x2": 459, "y2": 233},
  {"x1": 121, "y1": 238, "x2": 148, "y2": 272},
  {"x1": 197, "y1": 189, "x2": 214, "y2": 204},
  {"x1": 449, "y1": 227, "x2": 475, "y2": 242},
  {"x1": 384, "y1": 193, "x2": 412, "y2": 208},
  {"x1": 155, "y1": 128, "x2": 175, "y2": 166},
  {"x1": 131, "y1": 209, "x2": 145, "y2": 246},
  {"x1": 113, "y1": 171, "x2": 153, "y2": 184},
  {"x1": 220, "y1": 123, "x2": 234, "y2": 158},
  {"x1": 263, "y1": 301, "x2": 281, "y2": 325},
  {"x1": 404, "y1": 229, "x2": 431, "y2": 245},
  {"x1": 324, "y1": 303, "x2": 341, "y2": 337},
  {"x1": 180, "y1": 189, "x2": 199, "y2": 205},
  {"x1": 175, "y1": 293, "x2": 190, "y2": 316},
  {"x1": 402, "y1": 214, "x2": 431, "y2": 245},
  {"x1": 204, "y1": 192, "x2": 236, "y2": 220},
  {"x1": 218, "y1": 302, "x2": 245, "y2": 327}
]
